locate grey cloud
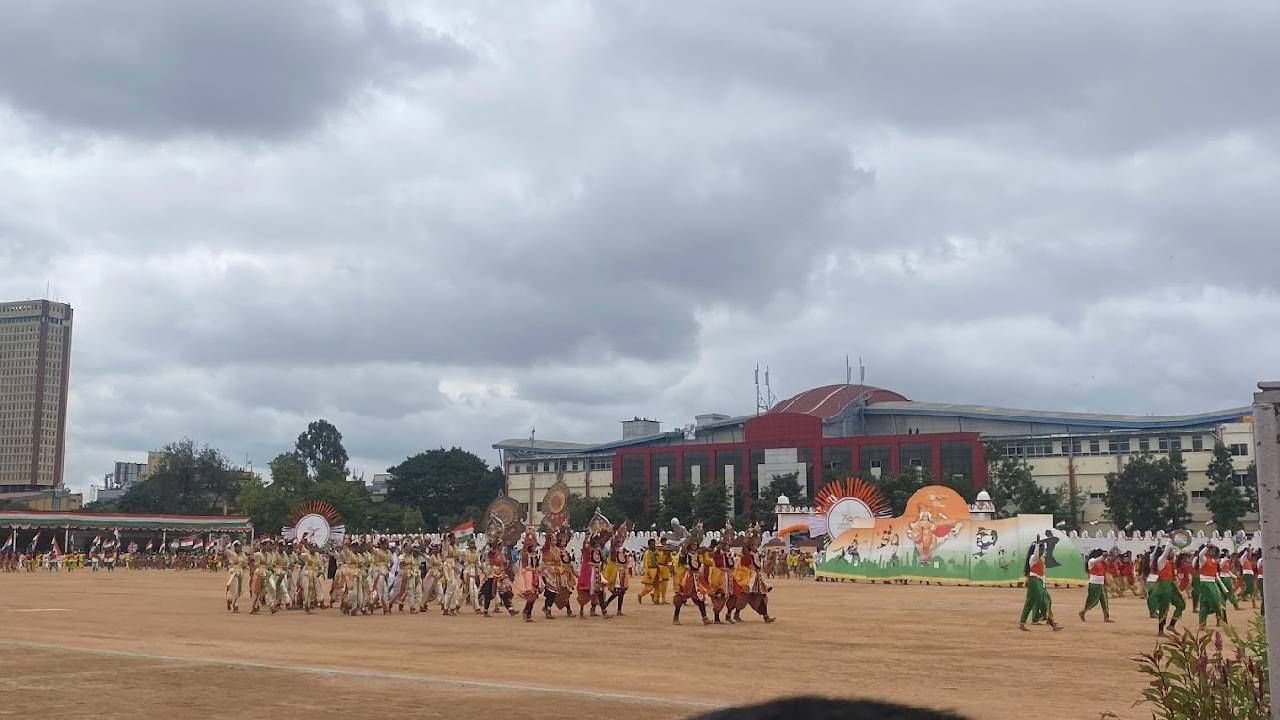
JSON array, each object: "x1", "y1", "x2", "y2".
[
  {"x1": 600, "y1": 2, "x2": 1280, "y2": 152},
  {"x1": 5, "y1": 2, "x2": 1275, "y2": 494},
  {"x1": 0, "y1": 0, "x2": 470, "y2": 139}
]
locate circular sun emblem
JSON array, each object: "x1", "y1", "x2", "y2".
[
  {"x1": 825, "y1": 497, "x2": 875, "y2": 540},
  {"x1": 294, "y1": 513, "x2": 332, "y2": 546},
  {"x1": 282, "y1": 500, "x2": 345, "y2": 547}
]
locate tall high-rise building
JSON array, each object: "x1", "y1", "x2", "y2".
[{"x1": 0, "y1": 299, "x2": 74, "y2": 502}]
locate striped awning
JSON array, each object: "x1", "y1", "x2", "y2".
[{"x1": 0, "y1": 510, "x2": 252, "y2": 533}]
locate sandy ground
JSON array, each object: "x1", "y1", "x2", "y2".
[{"x1": 0, "y1": 571, "x2": 1221, "y2": 719}]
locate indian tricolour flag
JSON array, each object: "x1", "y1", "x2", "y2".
[
  {"x1": 1, "y1": 530, "x2": 14, "y2": 552},
  {"x1": 451, "y1": 519, "x2": 475, "y2": 543},
  {"x1": 178, "y1": 536, "x2": 196, "y2": 549}
]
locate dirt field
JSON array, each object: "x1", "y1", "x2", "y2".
[{"x1": 0, "y1": 571, "x2": 1194, "y2": 719}]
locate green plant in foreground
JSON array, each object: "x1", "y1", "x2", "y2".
[{"x1": 1112, "y1": 616, "x2": 1269, "y2": 719}]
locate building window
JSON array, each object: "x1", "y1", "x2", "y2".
[
  {"x1": 1230, "y1": 443, "x2": 1249, "y2": 457},
  {"x1": 822, "y1": 446, "x2": 852, "y2": 478},
  {"x1": 1138, "y1": 437, "x2": 1150, "y2": 452},
  {"x1": 1108, "y1": 438, "x2": 1130, "y2": 454},
  {"x1": 1089, "y1": 439, "x2": 1100, "y2": 455},
  {"x1": 1233, "y1": 472, "x2": 1252, "y2": 488},
  {"x1": 860, "y1": 445, "x2": 890, "y2": 476},
  {"x1": 1192, "y1": 435, "x2": 1204, "y2": 452},
  {"x1": 569, "y1": 461, "x2": 579, "y2": 471},
  {"x1": 1088, "y1": 492, "x2": 1106, "y2": 502},
  {"x1": 1191, "y1": 490, "x2": 1208, "y2": 501},
  {"x1": 589, "y1": 457, "x2": 612, "y2": 471},
  {"x1": 1158, "y1": 437, "x2": 1169, "y2": 452},
  {"x1": 535, "y1": 502, "x2": 543, "y2": 512}
]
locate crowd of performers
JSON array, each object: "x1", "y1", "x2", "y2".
[
  {"x1": 1019, "y1": 535, "x2": 1265, "y2": 636},
  {"x1": 222, "y1": 520, "x2": 777, "y2": 626}
]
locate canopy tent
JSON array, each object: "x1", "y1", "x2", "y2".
[
  {"x1": 0, "y1": 510, "x2": 252, "y2": 554},
  {"x1": 0, "y1": 510, "x2": 252, "y2": 533}
]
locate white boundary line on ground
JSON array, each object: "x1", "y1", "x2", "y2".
[{"x1": 0, "y1": 639, "x2": 720, "y2": 710}]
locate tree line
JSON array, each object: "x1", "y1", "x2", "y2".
[
  {"x1": 84, "y1": 422, "x2": 1257, "y2": 536},
  {"x1": 85, "y1": 420, "x2": 503, "y2": 535},
  {"x1": 985, "y1": 442, "x2": 1258, "y2": 533}
]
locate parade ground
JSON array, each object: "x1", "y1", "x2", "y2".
[{"x1": 0, "y1": 573, "x2": 1172, "y2": 719}]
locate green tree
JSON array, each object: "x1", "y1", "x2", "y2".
[
  {"x1": 295, "y1": 419, "x2": 350, "y2": 482},
  {"x1": 1243, "y1": 462, "x2": 1259, "y2": 513},
  {"x1": 1163, "y1": 449, "x2": 1193, "y2": 529},
  {"x1": 385, "y1": 448, "x2": 505, "y2": 531},
  {"x1": 566, "y1": 493, "x2": 621, "y2": 531},
  {"x1": 1206, "y1": 442, "x2": 1247, "y2": 532},
  {"x1": 365, "y1": 502, "x2": 424, "y2": 533},
  {"x1": 302, "y1": 479, "x2": 372, "y2": 531},
  {"x1": 867, "y1": 470, "x2": 929, "y2": 516},
  {"x1": 268, "y1": 453, "x2": 310, "y2": 495},
  {"x1": 118, "y1": 439, "x2": 244, "y2": 515},
  {"x1": 610, "y1": 477, "x2": 650, "y2": 527},
  {"x1": 234, "y1": 478, "x2": 291, "y2": 536},
  {"x1": 985, "y1": 454, "x2": 1036, "y2": 518},
  {"x1": 1104, "y1": 453, "x2": 1192, "y2": 532},
  {"x1": 692, "y1": 482, "x2": 730, "y2": 529},
  {"x1": 658, "y1": 483, "x2": 696, "y2": 528},
  {"x1": 1053, "y1": 483, "x2": 1086, "y2": 531}
]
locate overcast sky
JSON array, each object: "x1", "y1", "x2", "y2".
[{"x1": 3, "y1": 2, "x2": 1278, "y2": 494}]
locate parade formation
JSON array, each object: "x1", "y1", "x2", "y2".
[{"x1": 218, "y1": 489, "x2": 777, "y2": 628}]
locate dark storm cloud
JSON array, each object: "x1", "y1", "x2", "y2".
[
  {"x1": 0, "y1": 0, "x2": 470, "y2": 139},
  {"x1": 3, "y1": 2, "x2": 1276, "y2": 493}
]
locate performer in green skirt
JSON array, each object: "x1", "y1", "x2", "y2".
[
  {"x1": 1079, "y1": 549, "x2": 1113, "y2": 623},
  {"x1": 1196, "y1": 545, "x2": 1225, "y2": 628},
  {"x1": 1150, "y1": 544, "x2": 1185, "y2": 636},
  {"x1": 1240, "y1": 548, "x2": 1258, "y2": 609},
  {"x1": 1019, "y1": 537, "x2": 1062, "y2": 632}
]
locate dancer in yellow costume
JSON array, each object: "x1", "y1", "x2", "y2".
[
  {"x1": 655, "y1": 542, "x2": 674, "y2": 604},
  {"x1": 638, "y1": 538, "x2": 660, "y2": 604}
]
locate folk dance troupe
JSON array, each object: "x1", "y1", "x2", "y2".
[
  {"x1": 1021, "y1": 532, "x2": 1264, "y2": 636},
  {"x1": 221, "y1": 515, "x2": 777, "y2": 626}
]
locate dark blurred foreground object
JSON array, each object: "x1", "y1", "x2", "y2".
[{"x1": 690, "y1": 696, "x2": 968, "y2": 720}]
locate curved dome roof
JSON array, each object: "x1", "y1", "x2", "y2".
[{"x1": 769, "y1": 384, "x2": 908, "y2": 420}]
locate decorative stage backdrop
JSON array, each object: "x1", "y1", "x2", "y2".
[{"x1": 815, "y1": 486, "x2": 1087, "y2": 586}]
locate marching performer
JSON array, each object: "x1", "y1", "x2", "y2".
[
  {"x1": 297, "y1": 542, "x2": 316, "y2": 612},
  {"x1": 464, "y1": 538, "x2": 483, "y2": 614},
  {"x1": 728, "y1": 524, "x2": 776, "y2": 624},
  {"x1": 249, "y1": 539, "x2": 268, "y2": 614},
  {"x1": 1149, "y1": 544, "x2": 1186, "y2": 636},
  {"x1": 440, "y1": 534, "x2": 463, "y2": 616},
  {"x1": 541, "y1": 527, "x2": 575, "y2": 618},
  {"x1": 1079, "y1": 549, "x2": 1113, "y2": 623},
  {"x1": 638, "y1": 538, "x2": 660, "y2": 604},
  {"x1": 1240, "y1": 548, "x2": 1258, "y2": 609},
  {"x1": 602, "y1": 522, "x2": 631, "y2": 616},
  {"x1": 225, "y1": 540, "x2": 247, "y2": 612},
  {"x1": 480, "y1": 538, "x2": 515, "y2": 617},
  {"x1": 655, "y1": 540, "x2": 674, "y2": 605},
  {"x1": 1220, "y1": 549, "x2": 1242, "y2": 612},
  {"x1": 672, "y1": 526, "x2": 711, "y2": 626},
  {"x1": 1196, "y1": 545, "x2": 1225, "y2": 628},
  {"x1": 513, "y1": 529, "x2": 542, "y2": 622},
  {"x1": 576, "y1": 531, "x2": 610, "y2": 619},
  {"x1": 1018, "y1": 535, "x2": 1063, "y2": 632}
]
